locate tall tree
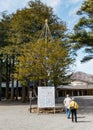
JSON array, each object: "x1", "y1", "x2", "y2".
[
  {"x1": 71, "y1": 0, "x2": 93, "y2": 62},
  {"x1": 14, "y1": 39, "x2": 74, "y2": 87},
  {"x1": 0, "y1": 0, "x2": 75, "y2": 101},
  {"x1": 0, "y1": 12, "x2": 12, "y2": 99},
  {"x1": 9, "y1": 0, "x2": 66, "y2": 44}
]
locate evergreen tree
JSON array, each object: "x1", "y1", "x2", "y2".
[
  {"x1": 14, "y1": 39, "x2": 74, "y2": 87},
  {"x1": 0, "y1": 0, "x2": 75, "y2": 101},
  {"x1": 71, "y1": 0, "x2": 93, "y2": 62}
]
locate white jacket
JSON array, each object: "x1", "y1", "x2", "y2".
[{"x1": 64, "y1": 97, "x2": 71, "y2": 108}]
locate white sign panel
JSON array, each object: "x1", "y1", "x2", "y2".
[{"x1": 38, "y1": 86, "x2": 55, "y2": 108}]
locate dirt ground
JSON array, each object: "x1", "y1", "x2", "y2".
[{"x1": 0, "y1": 96, "x2": 93, "y2": 130}]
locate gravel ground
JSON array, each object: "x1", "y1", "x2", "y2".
[{"x1": 0, "y1": 96, "x2": 93, "y2": 130}]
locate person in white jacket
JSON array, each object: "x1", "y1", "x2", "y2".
[{"x1": 63, "y1": 94, "x2": 71, "y2": 118}]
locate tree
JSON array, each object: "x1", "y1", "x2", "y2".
[
  {"x1": 14, "y1": 38, "x2": 74, "y2": 87},
  {"x1": 9, "y1": 0, "x2": 67, "y2": 44},
  {"x1": 0, "y1": 12, "x2": 13, "y2": 99},
  {"x1": 71, "y1": 0, "x2": 93, "y2": 62},
  {"x1": 0, "y1": 0, "x2": 75, "y2": 101}
]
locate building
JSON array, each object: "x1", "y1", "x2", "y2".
[
  {"x1": 57, "y1": 71, "x2": 93, "y2": 97},
  {"x1": 1, "y1": 80, "x2": 37, "y2": 99},
  {"x1": 1, "y1": 80, "x2": 22, "y2": 98}
]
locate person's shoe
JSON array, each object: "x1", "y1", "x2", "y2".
[{"x1": 67, "y1": 117, "x2": 70, "y2": 119}]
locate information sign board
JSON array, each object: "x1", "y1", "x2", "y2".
[{"x1": 38, "y1": 86, "x2": 55, "y2": 108}]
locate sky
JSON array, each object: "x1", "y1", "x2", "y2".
[{"x1": 0, "y1": 0, "x2": 93, "y2": 75}]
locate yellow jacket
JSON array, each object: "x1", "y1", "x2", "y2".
[{"x1": 68, "y1": 101, "x2": 79, "y2": 110}]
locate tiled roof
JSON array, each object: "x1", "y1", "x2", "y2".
[{"x1": 57, "y1": 84, "x2": 93, "y2": 90}]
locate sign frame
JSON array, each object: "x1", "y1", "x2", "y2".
[{"x1": 37, "y1": 86, "x2": 55, "y2": 113}]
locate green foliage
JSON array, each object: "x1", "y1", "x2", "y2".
[
  {"x1": 0, "y1": 13, "x2": 12, "y2": 47},
  {"x1": 14, "y1": 39, "x2": 74, "y2": 86},
  {"x1": 0, "y1": 0, "x2": 75, "y2": 86},
  {"x1": 71, "y1": 0, "x2": 93, "y2": 62},
  {"x1": 9, "y1": 0, "x2": 66, "y2": 44}
]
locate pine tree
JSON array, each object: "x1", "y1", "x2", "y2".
[{"x1": 71, "y1": 0, "x2": 93, "y2": 62}]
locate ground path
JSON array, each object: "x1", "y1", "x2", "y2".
[{"x1": 0, "y1": 96, "x2": 93, "y2": 130}]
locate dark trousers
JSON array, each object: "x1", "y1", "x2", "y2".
[{"x1": 71, "y1": 109, "x2": 77, "y2": 122}]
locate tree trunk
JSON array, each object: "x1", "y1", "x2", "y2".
[
  {"x1": 0, "y1": 59, "x2": 2, "y2": 101},
  {"x1": 22, "y1": 86, "x2": 26, "y2": 102},
  {"x1": 11, "y1": 57, "x2": 15, "y2": 100},
  {"x1": 5, "y1": 55, "x2": 9, "y2": 99},
  {"x1": 11, "y1": 78, "x2": 14, "y2": 100},
  {"x1": 15, "y1": 80, "x2": 19, "y2": 100}
]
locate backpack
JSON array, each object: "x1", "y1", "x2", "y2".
[{"x1": 70, "y1": 101, "x2": 79, "y2": 110}]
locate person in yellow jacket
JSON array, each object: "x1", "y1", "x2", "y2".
[{"x1": 68, "y1": 97, "x2": 79, "y2": 122}]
